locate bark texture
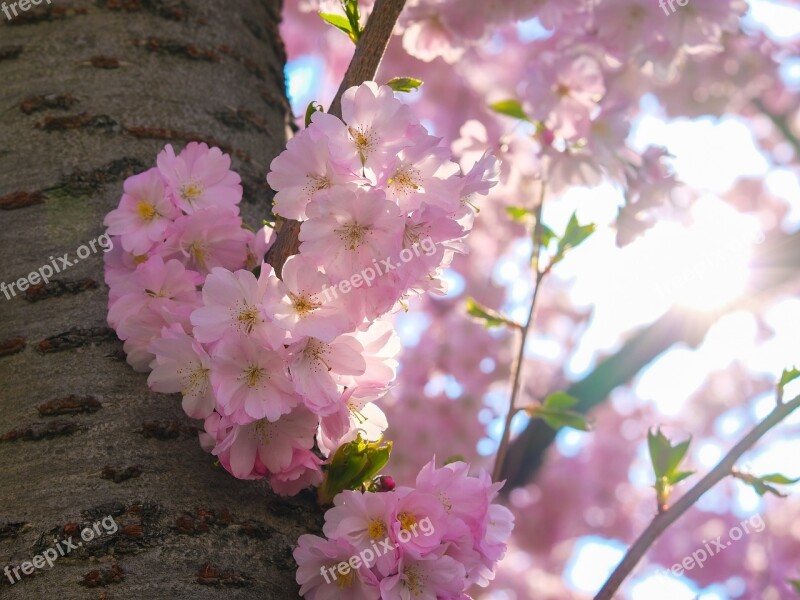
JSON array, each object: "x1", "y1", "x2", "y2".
[{"x1": 0, "y1": 2, "x2": 319, "y2": 598}]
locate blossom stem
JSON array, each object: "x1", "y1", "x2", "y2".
[
  {"x1": 266, "y1": 0, "x2": 406, "y2": 277},
  {"x1": 492, "y1": 183, "x2": 547, "y2": 482},
  {"x1": 594, "y1": 391, "x2": 800, "y2": 600}
]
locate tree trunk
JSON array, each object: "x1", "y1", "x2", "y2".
[{"x1": 0, "y1": 2, "x2": 317, "y2": 598}]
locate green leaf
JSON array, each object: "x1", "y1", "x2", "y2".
[
  {"x1": 789, "y1": 579, "x2": 800, "y2": 594},
  {"x1": 538, "y1": 223, "x2": 558, "y2": 248},
  {"x1": 506, "y1": 206, "x2": 530, "y2": 223},
  {"x1": 304, "y1": 101, "x2": 323, "y2": 128},
  {"x1": 543, "y1": 391, "x2": 579, "y2": 411},
  {"x1": 317, "y1": 435, "x2": 392, "y2": 505},
  {"x1": 444, "y1": 455, "x2": 466, "y2": 465},
  {"x1": 342, "y1": 0, "x2": 362, "y2": 42},
  {"x1": 761, "y1": 473, "x2": 800, "y2": 485},
  {"x1": 386, "y1": 77, "x2": 423, "y2": 93},
  {"x1": 465, "y1": 297, "x2": 520, "y2": 329},
  {"x1": 647, "y1": 428, "x2": 673, "y2": 479},
  {"x1": 779, "y1": 367, "x2": 800, "y2": 389},
  {"x1": 319, "y1": 12, "x2": 355, "y2": 39},
  {"x1": 735, "y1": 471, "x2": 800, "y2": 498},
  {"x1": 529, "y1": 392, "x2": 590, "y2": 432},
  {"x1": 669, "y1": 470, "x2": 695, "y2": 485},
  {"x1": 530, "y1": 406, "x2": 590, "y2": 432},
  {"x1": 666, "y1": 438, "x2": 692, "y2": 475},
  {"x1": 646, "y1": 429, "x2": 694, "y2": 512},
  {"x1": 551, "y1": 212, "x2": 595, "y2": 267},
  {"x1": 490, "y1": 99, "x2": 528, "y2": 121}
]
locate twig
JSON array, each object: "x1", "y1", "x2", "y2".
[
  {"x1": 594, "y1": 392, "x2": 800, "y2": 600},
  {"x1": 492, "y1": 183, "x2": 547, "y2": 482},
  {"x1": 265, "y1": 0, "x2": 406, "y2": 276}
]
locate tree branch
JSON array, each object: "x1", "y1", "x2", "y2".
[
  {"x1": 265, "y1": 0, "x2": 406, "y2": 276},
  {"x1": 493, "y1": 187, "x2": 547, "y2": 482},
  {"x1": 594, "y1": 392, "x2": 800, "y2": 600}
]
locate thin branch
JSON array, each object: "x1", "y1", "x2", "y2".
[
  {"x1": 492, "y1": 184, "x2": 547, "y2": 482},
  {"x1": 265, "y1": 0, "x2": 406, "y2": 276},
  {"x1": 594, "y1": 392, "x2": 800, "y2": 600}
]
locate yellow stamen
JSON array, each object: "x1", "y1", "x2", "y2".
[
  {"x1": 179, "y1": 181, "x2": 204, "y2": 203},
  {"x1": 137, "y1": 202, "x2": 158, "y2": 221},
  {"x1": 397, "y1": 512, "x2": 417, "y2": 531}
]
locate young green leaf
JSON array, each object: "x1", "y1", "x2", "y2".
[
  {"x1": 489, "y1": 99, "x2": 528, "y2": 121},
  {"x1": 528, "y1": 392, "x2": 590, "y2": 432},
  {"x1": 319, "y1": 12, "x2": 355, "y2": 40},
  {"x1": 304, "y1": 101, "x2": 323, "y2": 128},
  {"x1": 647, "y1": 428, "x2": 694, "y2": 511},
  {"x1": 506, "y1": 206, "x2": 530, "y2": 223},
  {"x1": 342, "y1": 0, "x2": 362, "y2": 42},
  {"x1": 543, "y1": 391, "x2": 579, "y2": 411},
  {"x1": 734, "y1": 471, "x2": 800, "y2": 497},
  {"x1": 551, "y1": 212, "x2": 595, "y2": 267},
  {"x1": 386, "y1": 77, "x2": 423, "y2": 93},
  {"x1": 778, "y1": 367, "x2": 800, "y2": 403},
  {"x1": 647, "y1": 428, "x2": 673, "y2": 479},
  {"x1": 465, "y1": 297, "x2": 520, "y2": 329},
  {"x1": 779, "y1": 367, "x2": 800, "y2": 388},
  {"x1": 317, "y1": 435, "x2": 392, "y2": 505},
  {"x1": 537, "y1": 223, "x2": 558, "y2": 248}
]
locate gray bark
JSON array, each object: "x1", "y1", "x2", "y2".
[{"x1": 0, "y1": 2, "x2": 318, "y2": 598}]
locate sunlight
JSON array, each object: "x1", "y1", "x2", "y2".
[{"x1": 635, "y1": 197, "x2": 761, "y2": 311}]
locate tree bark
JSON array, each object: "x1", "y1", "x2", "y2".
[{"x1": 0, "y1": 2, "x2": 318, "y2": 598}]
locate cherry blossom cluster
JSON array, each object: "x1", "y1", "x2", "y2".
[
  {"x1": 267, "y1": 81, "x2": 498, "y2": 322},
  {"x1": 294, "y1": 459, "x2": 514, "y2": 599},
  {"x1": 102, "y1": 82, "x2": 499, "y2": 496},
  {"x1": 103, "y1": 141, "x2": 264, "y2": 372}
]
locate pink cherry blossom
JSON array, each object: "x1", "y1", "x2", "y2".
[
  {"x1": 299, "y1": 187, "x2": 403, "y2": 281},
  {"x1": 157, "y1": 142, "x2": 242, "y2": 214},
  {"x1": 317, "y1": 385, "x2": 388, "y2": 457},
  {"x1": 378, "y1": 553, "x2": 466, "y2": 600},
  {"x1": 211, "y1": 407, "x2": 318, "y2": 478},
  {"x1": 294, "y1": 535, "x2": 380, "y2": 600},
  {"x1": 338, "y1": 82, "x2": 419, "y2": 175},
  {"x1": 268, "y1": 448, "x2": 325, "y2": 496},
  {"x1": 107, "y1": 256, "x2": 201, "y2": 335},
  {"x1": 147, "y1": 324, "x2": 215, "y2": 419},
  {"x1": 211, "y1": 333, "x2": 298, "y2": 424},
  {"x1": 104, "y1": 168, "x2": 179, "y2": 255},
  {"x1": 266, "y1": 129, "x2": 358, "y2": 220},
  {"x1": 190, "y1": 266, "x2": 284, "y2": 348},
  {"x1": 160, "y1": 206, "x2": 250, "y2": 275},
  {"x1": 267, "y1": 254, "x2": 353, "y2": 342},
  {"x1": 389, "y1": 489, "x2": 447, "y2": 556},
  {"x1": 287, "y1": 334, "x2": 366, "y2": 415}
]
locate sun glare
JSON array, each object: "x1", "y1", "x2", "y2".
[{"x1": 634, "y1": 197, "x2": 761, "y2": 311}]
